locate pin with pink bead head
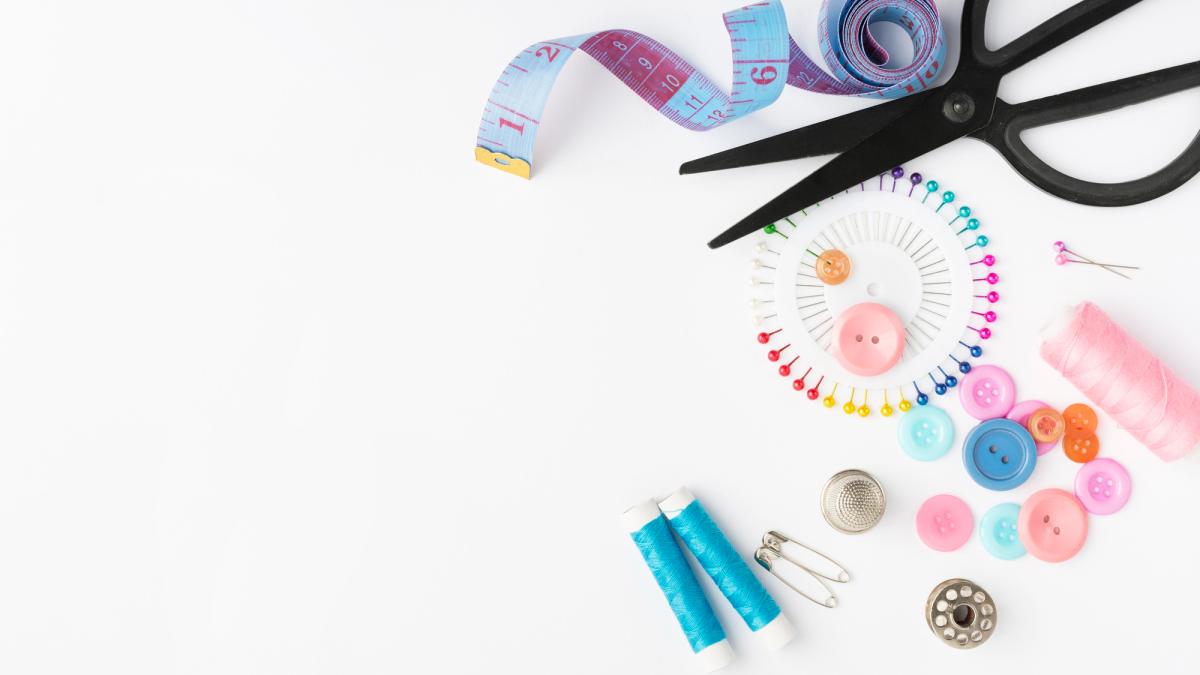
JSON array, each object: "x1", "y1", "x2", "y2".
[{"x1": 1053, "y1": 241, "x2": 1138, "y2": 279}]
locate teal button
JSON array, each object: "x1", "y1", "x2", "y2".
[
  {"x1": 979, "y1": 502, "x2": 1026, "y2": 560},
  {"x1": 897, "y1": 405, "x2": 955, "y2": 461}
]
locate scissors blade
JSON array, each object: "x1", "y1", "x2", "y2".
[
  {"x1": 707, "y1": 91, "x2": 988, "y2": 249},
  {"x1": 679, "y1": 92, "x2": 933, "y2": 175}
]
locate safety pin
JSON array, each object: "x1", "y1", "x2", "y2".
[{"x1": 754, "y1": 531, "x2": 849, "y2": 608}]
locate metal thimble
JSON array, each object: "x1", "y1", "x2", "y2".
[{"x1": 820, "y1": 469, "x2": 885, "y2": 534}]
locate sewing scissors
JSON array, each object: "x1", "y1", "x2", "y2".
[{"x1": 683, "y1": 0, "x2": 1200, "y2": 249}]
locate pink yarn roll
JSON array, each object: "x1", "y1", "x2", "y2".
[{"x1": 1040, "y1": 302, "x2": 1200, "y2": 461}]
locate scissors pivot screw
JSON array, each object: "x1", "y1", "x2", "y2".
[{"x1": 942, "y1": 93, "x2": 976, "y2": 124}]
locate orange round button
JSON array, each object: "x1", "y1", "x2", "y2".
[
  {"x1": 816, "y1": 249, "x2": 852, "y2": 285},
  {"x1": 1064, "y1": 432, "x2": 1100, "y2": 463},
  {"x1": 1026, "y1": 407, "x2": 1065, "y2": 444},
  {"x1": 1062, "y1": 403, "x2": 1097, "y2": 435}
]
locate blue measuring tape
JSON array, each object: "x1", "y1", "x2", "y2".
[{"x1": 476, "y1": 0, "x2": 945, "y2": 178}]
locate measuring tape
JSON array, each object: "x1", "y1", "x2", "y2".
[{"x1": 475, "y1": 0, "x2": 945, "y2": 179}]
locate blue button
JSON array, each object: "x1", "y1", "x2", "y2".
[
  {"x1": 897, "y1": 405, "x2": 954, "y2": 461},
  {"x1": 979, "y1": 502, "x2": 1026, "y2": 560},
  {"x1": 962, "y1": 418, "x2": 1037, "y2": 490}
]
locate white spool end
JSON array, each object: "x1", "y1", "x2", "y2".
[
  {"x1": 1041, "y1": 304, "x2": 1078, "y2": 343},
  {"x1": 658, "y1": 486, "x2": 697, "y2": 519},
  {"x1": 755, "y1": 613, "x2": 797, "y2": 651},
  {"x1": 695, "y1": 639, "x2": 735, "y2": 672},
  {"x1": 621, "y1": 499, "x2": 664, "y2": 533}
]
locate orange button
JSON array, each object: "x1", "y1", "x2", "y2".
[
  {"x1": 1062, "y1": 403, "x2": 1097, "y2": 435},
  {"x1": 816, "y1": 249, "x2": 852, "y2": 285},
  {"x1": 1063, "y1": 431, "x2": 1100, "y2": 463},
  {"x1": 1026, "y1": 407, "x2": 1065, "y2": 444}
]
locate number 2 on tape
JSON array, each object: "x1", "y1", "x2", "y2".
[{"x1": 475, "y1": 0, "x2": 946, "y2": 179}]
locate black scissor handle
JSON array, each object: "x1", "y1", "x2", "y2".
[
  {"x1": 973, "y1": 61, "x2": 1200, "y2": 206},
  {"x1": 962, "y1": 0, "x2": 1143, "y2": 74}
]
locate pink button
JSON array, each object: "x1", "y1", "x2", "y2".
[
  {"x1": 831, "y1": 302, "x2": 905, "y2": 376},
  {"x1": 1074, "y1": 458, "x2": 1131, "y2": 515},
  {"x1": 1018, "y1": 488, "x2": 1088, "y2": 563},
  {"x1": 1006, "y1": 399, "x2": 1056, "y2": 456},
  {"x1": 959, "y1": 365, "x2": 1016, "y2": 420},
  {"x1": 916, "y1": 494, "x2": 973, "y2": 552}
]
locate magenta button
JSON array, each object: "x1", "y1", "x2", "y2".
[
  {"x1": 916, "y1": 494, "x2": 973, "y2": 552},
  {"x1": 1074, "y1": 458, "x2": 1131, "y2": 515},
  {"x1": 831, "y1": 302, "x2": 905, "y2": 376},
  {"x1": 959, "y1": 364, "x2": 1016, "y2": 420}
]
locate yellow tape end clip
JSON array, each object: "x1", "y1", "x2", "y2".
[{"x1": 475, "y1": 146, "x2": 531, "y2": 179}]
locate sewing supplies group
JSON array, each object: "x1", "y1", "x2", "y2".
[
  {"x1": 476, "y1": 0, "x2": 945, "y2": 179},
  {"x1": 688, "y1": 0, "x2": 1200, "y2": 249},
  {"x1": 480, "y1": 0, "x2": 1200, "y2": 668}
]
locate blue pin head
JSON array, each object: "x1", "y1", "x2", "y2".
[
  {"x1": 959, "y1": 361, "x2": 972, "y2": 374},
  {"x1": 934, "y1": 383, "x2": 948, "y2": 395},
  {"x1": 966, "y1": 218, "x2": 980, "y2": 231},
  {"x1": 945, "y1": 375, "x2": 958, "y2": 388},
  {"x1": 917, "y1": 393, "x2": 929, "y2": 405},
  {"x1": 970, "y1": 345, "x2": 983, "y2": 358}
]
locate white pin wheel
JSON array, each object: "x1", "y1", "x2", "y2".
[{"x1": 748, "y1": 167, "x2": 1001, "y2": 419}]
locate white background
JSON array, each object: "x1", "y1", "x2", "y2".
[{"x1": 2, "y1": 0, "x2": 1199, "y2": 673}]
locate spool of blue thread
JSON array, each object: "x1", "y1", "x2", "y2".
[
  {"x1": 622, "y1": 500, "x2": 735, "y2": 671},
  {"x1": 659, "y1": 487, "x2": 796, "y2": 650}
]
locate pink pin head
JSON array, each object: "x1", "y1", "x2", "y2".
[
  {"x1": 987, "y1": 291, "x2": 1000, "y2": 303},
  {"x1": 1054, "y1": 254, "x2": 1069, "y2": 265},
  {"x1": 979, "y1": 327, "x2": 992, "y2": 340},
  {"x1": 984, "y1": 311, "x2": 997, "y2": 322},
  {"x1": 982, "y1": 254, "x2": 995, "y2": 266},
  {"x1": 986, "y1": 273, "x2": 999, "y2": 284},
  {"x1": 1053, "y1": 240, "x2": 1066, "y2": 252}
]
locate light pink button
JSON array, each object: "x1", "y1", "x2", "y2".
[
  {"x1": 831, "y1": 302, "x2": 904, "y2": 376},
  {"x1": 959, "y1": 365, "x2": 1016, "y2": 420},
  {"x1": 1018, "y1": 488, "x2": 1088, "y2": 563},
  {"x1": 1007, "y1": 399, "x2": 1056, "y2": 456},
  {"x1": 1074, "y1": 458, "x2": 1131, "y2": 515},
  {"x1": 916, "y1": 494, "x2": 973, "y2": 552}
]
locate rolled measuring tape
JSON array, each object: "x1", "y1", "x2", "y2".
[
  {"x1": 659, "y1": 487, "x2": 796, "y2": 650},
  {"x1": 476, "y1": 0, "x2": 946, "y2": 178}
]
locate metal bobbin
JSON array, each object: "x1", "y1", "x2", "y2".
[{"x1": 925, "y1": 578, "x2": 997, "y2": 649}]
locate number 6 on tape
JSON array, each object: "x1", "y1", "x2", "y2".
[{"x1": 475, "y1": 0, "x2": 946, "y2": 179}]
